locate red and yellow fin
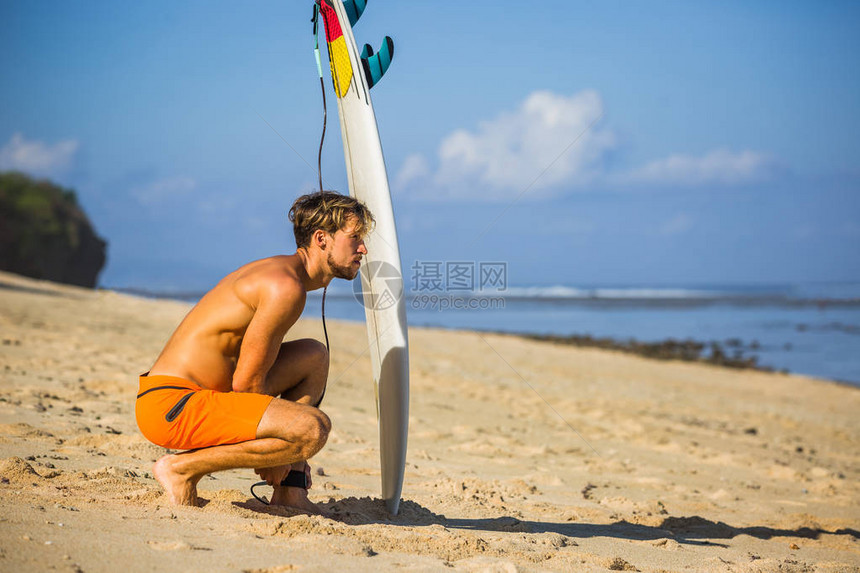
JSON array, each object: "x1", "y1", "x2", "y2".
[{"x1": 319, "y1": 1, "x2": 353, "y2": 98}]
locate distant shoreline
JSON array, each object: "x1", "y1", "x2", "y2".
[{"x1": 113, "y1": 286, "x2": 860, "y2": 308}]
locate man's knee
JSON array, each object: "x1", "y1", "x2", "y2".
[
  {"x1": 304, "y1": 338, "x2": 329, "y2": 368},
  {"x1": 288, "y1": 338, "x2": 327, "y2": 357},
  {"x1": 317, "y1": 409, "x2": 332, "y2": 439},
  {"x1": 282, "y1": 338, "x2": 329, "y2": 373},
  {"x1": 297, "y1": 408, "x2": 331, "y2": 459}
]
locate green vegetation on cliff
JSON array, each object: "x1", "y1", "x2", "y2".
[{"x1": 0, "y1": 171, "x2": 107, "y2": 288}]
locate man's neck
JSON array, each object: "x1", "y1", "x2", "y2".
[{"x1": 295, "y1": 249, "x2": 333, "y2": 292}]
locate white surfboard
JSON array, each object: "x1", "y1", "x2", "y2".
[{"x1": 317, "y1": 0, "x2": 409, "y2": 515}]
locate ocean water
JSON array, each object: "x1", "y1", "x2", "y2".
[{"x1": 305, "y1": 283, "x2": 860, "y2": 386}]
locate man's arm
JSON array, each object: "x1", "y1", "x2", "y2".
[{"x1": 232, "y1": 279, "x2": 305, "y2": 395}]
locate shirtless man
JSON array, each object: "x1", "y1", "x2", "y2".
[{"x1": 135, "y1": 191, "x2": 373, "y2": 512}]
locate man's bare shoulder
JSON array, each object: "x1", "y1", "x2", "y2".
[{"x1": 231, "y1": 255, "x2": 307, "y2": 310}]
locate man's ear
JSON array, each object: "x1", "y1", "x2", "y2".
[{"x1": 313, "y1": 229, "x2": 327, "y2": 250}]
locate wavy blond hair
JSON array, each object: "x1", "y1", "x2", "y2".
[{"x1": 289, "y1": 191, "x2": 374, "y2": 249}]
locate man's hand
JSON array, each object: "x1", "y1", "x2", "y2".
[
  {"x1": 254, "y1": 464, "x2": 291, "y2": 486},
  {"x1": 254, "y1": 462, "x2": 313, "y2": 488}
]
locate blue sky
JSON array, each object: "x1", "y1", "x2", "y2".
[{"x1": 1, "y1": 0, "x2": 859, "y2": 291}]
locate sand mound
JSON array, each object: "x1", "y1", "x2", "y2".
[{"x1": 0, "y1": 457, "x2": 44, "y2": 484}]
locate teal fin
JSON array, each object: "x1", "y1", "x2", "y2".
[
  {"x1": 343, "y1": 0, "x2": 367, "y2": 27},
  {"x1": 361, "y1": 36, "x2": 394, "y2": 89}
]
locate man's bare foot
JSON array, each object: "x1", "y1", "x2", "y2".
[
  {"x1": 270, "y1": 485, "x2": 323, "y2": 514},
  {"x1": 152, "y1": 454, "x2": 200, "y2": 506}
]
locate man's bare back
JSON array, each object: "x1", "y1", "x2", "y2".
[{"x1": 149, "y1": 255, "x2": 308, "y2": 393}]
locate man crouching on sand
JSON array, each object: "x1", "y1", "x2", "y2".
[{"x1": 135, "y1": 191, "x2": 373, "y2": 512}]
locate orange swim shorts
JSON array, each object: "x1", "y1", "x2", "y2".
[{"x1": 135, "y1": 373, "x2": 274, "y2": 451}]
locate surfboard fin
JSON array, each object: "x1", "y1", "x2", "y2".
[
  {"x1": 342, "y1": 0, "x2": 367, "y2": 26},
  {"x1": 361, "y1": 36, "x2": 394, "y2": 89}
]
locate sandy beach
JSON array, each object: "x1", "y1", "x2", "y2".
[{"x1": 0, "y1": 270, "x2": 858, "y2": 572}]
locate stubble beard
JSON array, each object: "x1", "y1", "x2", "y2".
[{"x1": 327, "y1": 251, "x2": 360, "y2": 280}]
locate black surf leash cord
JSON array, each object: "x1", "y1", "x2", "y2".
[
  {"x1": 251, "y1": 6, "x2": 329, "y2": 506},
  {"x1": 314, "y1": 1, "x2": 331, "y2": 356}
]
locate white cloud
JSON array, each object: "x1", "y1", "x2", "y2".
[
  {"x1": 400, "y1": 90, "x2": 616, "y2": 200},
  {"x1": 131, "y1": 176, "x2": 197, "y2": 206},
  {"x1": 0, "y1": 133, "x2": 79, "y2": 176},
  {"x1": 394, "y1": 153, "x2": 430, "y2": 190},
  {"x1": 623, "y1": 149, "x2": 778, "y2": 186},
  {"x1": 395, "y1": 90, "x2": 781, "y2": 201},
  {"x1": 437, "y1": 90, "x2": 615, "y2": 194}
]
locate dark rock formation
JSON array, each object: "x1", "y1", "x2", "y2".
[{"x1": 0, "y1": 171, "x2": 106, "y2": 288}]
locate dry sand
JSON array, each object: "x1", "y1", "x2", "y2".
[{"x1": 0, "y1": 270, "x2": 858, "y2": 572}]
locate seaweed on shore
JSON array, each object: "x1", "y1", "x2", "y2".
[{"x1": 514, "y1": 332, "x2": 776, "y2": 372}]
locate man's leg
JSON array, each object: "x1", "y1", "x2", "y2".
[
  {"x1": 266, "y1": 338, "x2": 330, "y2": 404},
  {"x1": 255, "y1": 338, "x2": 329, "y2": 507},
  {"x1": 153, "y1": 399, "x2": 330, "y2": 507}
]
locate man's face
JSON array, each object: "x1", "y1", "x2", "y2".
[{"x1": 326, "y1": 216, "x2": 368, "y2": 280}]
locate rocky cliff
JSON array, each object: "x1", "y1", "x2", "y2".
[{"x1": 0, "y1": 171, "x2": 107, "y2": 288}]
